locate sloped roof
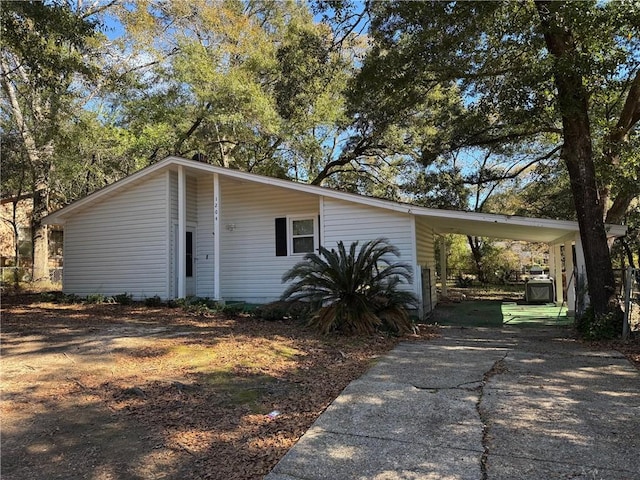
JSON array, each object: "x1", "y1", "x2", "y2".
[{"x1": 43, "y1": 156, "x2": 627, "y2": 244}]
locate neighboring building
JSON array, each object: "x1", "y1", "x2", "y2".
[
  {"x1": 0, "y1": 196, "x2": 63, "y2": 276},
  {"x1": 43, "y1": 156, "x2": 627, "y2": 317}
]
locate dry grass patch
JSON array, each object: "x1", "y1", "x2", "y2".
[{"x1": 1, "y1": 295, "x2": 437, "y2": 480}]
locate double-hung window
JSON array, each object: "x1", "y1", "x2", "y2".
[
  {"x1": 275, "y1": 215, "x2": 319, "y2": 256},
  {"x1": 290, "y1": 217, "x2": 316, "y2": 254}
]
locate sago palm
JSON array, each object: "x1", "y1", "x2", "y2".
[{"x1": 281, "y1": 238, "x2": 418, "y2": 334}]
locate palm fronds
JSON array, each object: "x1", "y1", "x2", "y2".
[{"x1": 281, "y1": 238, "x2": 418, "y2": 335}]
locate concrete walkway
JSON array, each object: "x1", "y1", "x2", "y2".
[{"x1": 265, "y1": 327, "x2": 640, "y2": 480}]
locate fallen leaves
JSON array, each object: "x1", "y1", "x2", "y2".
[{"x1": 1, "y1": 297, "x2": 438, "y2": 479}]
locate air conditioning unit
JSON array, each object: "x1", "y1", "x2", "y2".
[{"x1": 525, "y1": 275, "x2": 555, "y2": 303}]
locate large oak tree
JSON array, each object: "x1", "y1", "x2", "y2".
[{"x1": 351, "y1": 0, "x2": 639, "y2": 319}]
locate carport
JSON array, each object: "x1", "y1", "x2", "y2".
[{"x1": 411, "y1": 209, "x2": 627, "y2": 316}]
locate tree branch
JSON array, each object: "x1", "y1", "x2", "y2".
[{"x1": 464, "y1": 144, "x2": 562, "y2": 186}]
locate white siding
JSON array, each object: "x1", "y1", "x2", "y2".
[
  {"x1": 168, "y1": 172, "x2": 202, "y2": 298},
  {"x1": 219, "y1": 178, "x2": 319, "y2": 303},
  {"x1": 415, "y1": 217, "x2": 438, "y2": 309},
  {"x1": 186, "y1": 175, "x2": 197, "y2": 224},
  {"x1": 63, "y1": 172, "x2": 168, "y2": 299},
  {"x1": 196, "y1": 176, "x2": 215, "y2": 297},
  {"x1": 322, "y1": 197, "x2": 416, "y2": 293},
  {"x1": 168, "y1": 171, "x2": 177, "y2": 297}
]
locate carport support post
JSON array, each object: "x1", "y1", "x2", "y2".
[
  {"x1": 177, "y1": 165, "x2": 186, "y2": 299},
  {"x1": 552, "y1": 244, "x2": 563, "y2": 305},
  {"x1": 566, "y1": 242, "x2": 575, "y2": 316},
  {"x1": 440, "y1": 237, "x2": 448, "y2": 298}
]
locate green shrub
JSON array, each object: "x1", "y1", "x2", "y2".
[
  {"x1": 253, "y1": 301, "x2": 310, "y2": 322},
  {"x1": 576, "y1": 306, "x2": 623, "y2": 340},
  {"x1": 145, "y1": 295, "x2": 164, "y2": 307},
  {"x1": 455, "y1": 274, "x2": 474, "y2": 288},
  {"x1": 281, "y1": 238, "x2": 417, "y2": 335},
  {"x1": 176, "y1": 296, "x2": 219, "y2": 315},
  {"x1": 221, "y1": 303, "x2": 245, "y2": 316},
  {"x1": 1, "y1": 267, "x2": 28, "y2": 285},
  {"x1": 38, "y1": 291, "x2": 80, "y2": 304},
  {"x1": 113, "y1": 293, "x2": 133, "y2": 305},
  {"x1": 85, "y1": 293, "x2": 107, "y2": 304},
  {"x1": 38, "y1": 291, "x2": 60, "y2": 302}
]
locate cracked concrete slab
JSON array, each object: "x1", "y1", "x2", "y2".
[
  {"x1": 312, "y1": 378, "x2": 483, "y2": 450},
  {"x1": 482, "y1": 344, "x2": 640, "y2": 478},
  {"x1": 265, "y1": 327, "x2": 640, "y2": 480},
  {"x1": 268, "y1": 427, "x2": 481, "y2": 480},
  {"x1": 365, "y1": 342, "x2": 507, "y2": 389}
]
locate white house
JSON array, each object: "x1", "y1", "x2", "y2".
[{"x1": 43, "y1": 156, "x2": 627, "y2": 317}]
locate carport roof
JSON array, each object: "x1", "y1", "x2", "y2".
[{"x1": 44, "y1": 156, "x2": 627, "y2": 245}]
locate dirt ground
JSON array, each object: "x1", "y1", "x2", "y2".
[
  {"x1": 1, "y1": 295, "x2": 437, "y2": 480},
  {"x1": 2, "y1": 294, "x2": 637, "y2": 480}
]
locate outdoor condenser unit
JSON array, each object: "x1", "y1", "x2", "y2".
[{"x1": 525, "y1": 275, "x2": 555, "y2": 303}]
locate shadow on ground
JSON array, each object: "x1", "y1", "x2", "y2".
[{"x1": 433, "y1": 300, "x2": 571, "y2": 328}]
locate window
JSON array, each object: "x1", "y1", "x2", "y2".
[
  {"x1": 291, "y1": 218, "x2": 315, "y2": 254},
  {"x1": 275, "y1": 216, "x2": 318, "y2": 256},
  {"x1": 186, "y1": 231, "x2": 193, "y2": 277}
]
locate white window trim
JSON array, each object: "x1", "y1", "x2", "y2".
[{"x1": 288, "y1": 215, "x2": 319, "y2": 256}]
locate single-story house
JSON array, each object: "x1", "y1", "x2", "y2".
[{"x1": 43, "y1": 156, "x2": 627, "y2": 317}]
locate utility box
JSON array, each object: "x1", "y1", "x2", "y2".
[{"x1": 526, "y1": 275, "x2": 555, "y2": 303}]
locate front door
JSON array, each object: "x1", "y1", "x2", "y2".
[
  {"x1": 174, "y1": 226, "x2": 196, "y2": 297},
  {"x1": 185, "y1": 228, "x2": 195, "y2": 296}
]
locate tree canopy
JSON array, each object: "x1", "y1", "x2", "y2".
[
  {"x1": 348, "y1": 0, "x2": 639, "y2": 317},
  {"x1": 2, "y1": 0, "x2": 638, "y2": 322}
]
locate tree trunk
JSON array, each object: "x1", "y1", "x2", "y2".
[
  {"x1": 467, "y1": 235, "x2": 487, "y2": 284},
  {"x1": 536, "y1": 1, "x2": 618, "y2": 316},
  {"x1": 31, "y1": 186, "x2": 50, "y2": 283},
  {"x1": 1, "y1": 58, "x2": 51, "y2": 284}
]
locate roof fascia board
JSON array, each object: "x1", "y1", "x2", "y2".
[
  {"x1": 43, "y1": 157, "x2": 177, "y2": 224},
  {"x1": 43, "y1": 156, "x2": 628, "y2": 240},
  {"x1": 168, "y1": 157, "x2": 588, "y2": 232}
]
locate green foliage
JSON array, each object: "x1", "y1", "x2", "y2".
[
  {"x1": 1, "y1": 268, "x2": 27, "y2": 286},
  {"x1": 477, "y1": 243, "x2": 521, "y2": 285},
  {"x1": 85, "y1": 293, "x2": 108, "y2": 304},
  {"x1": 37, "y1": 291, "x2": 81, "y2": 304},
  {"x1": 174, "y1": 296, "x2": 219, "y2": 315},
  {"x1": 455, "y1": 275, "x2": 474, "y2": 289},
  {"x1": 0, "y1": 1, "x2": 99, "y2": 86},
  {"x1": 220, "y1": 303, "x2": 247, "y2": 317},
  {"x1": 113, "y1": 293, "x2": 133, "y2": 305},
  {"x1": 350, "y1": 0, "x2": 640, "y2": 315},
  {"x1": 168, "y1": 296, "x2": 247, "y2": 316},
  {"x1": 253, "y1": 301, "x2": 310, "y2": 322},
  {"x1": 112, "y1": 0, "x2": 353, "y2": 183},
  {"x1": 281, "y1": 238, "x2": 417, "y2": 335},
  {"x1": 436, "y1": 235, "x2": 474, "y2": 275},
  {"x1": 576, "y1": 307, "x2": 623, "y2": 340},
  {"x1": 145, "y1": 295, "x2": 164, "y2": 307}
]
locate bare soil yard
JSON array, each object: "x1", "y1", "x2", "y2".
[
  {"x1": 2, "y1": 293, "x2": 637, "y2": 480},
  {"x1": 0, "y1": 295, "x2": 435, "y2": 480}
]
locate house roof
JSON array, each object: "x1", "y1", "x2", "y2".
[{"x1": 43, "y1": 156, "x2": 627, "y2": 245}]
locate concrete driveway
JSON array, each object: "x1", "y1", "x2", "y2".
[{"x1": 266, "y1": 326, "x2": 640, "y2": 480}]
